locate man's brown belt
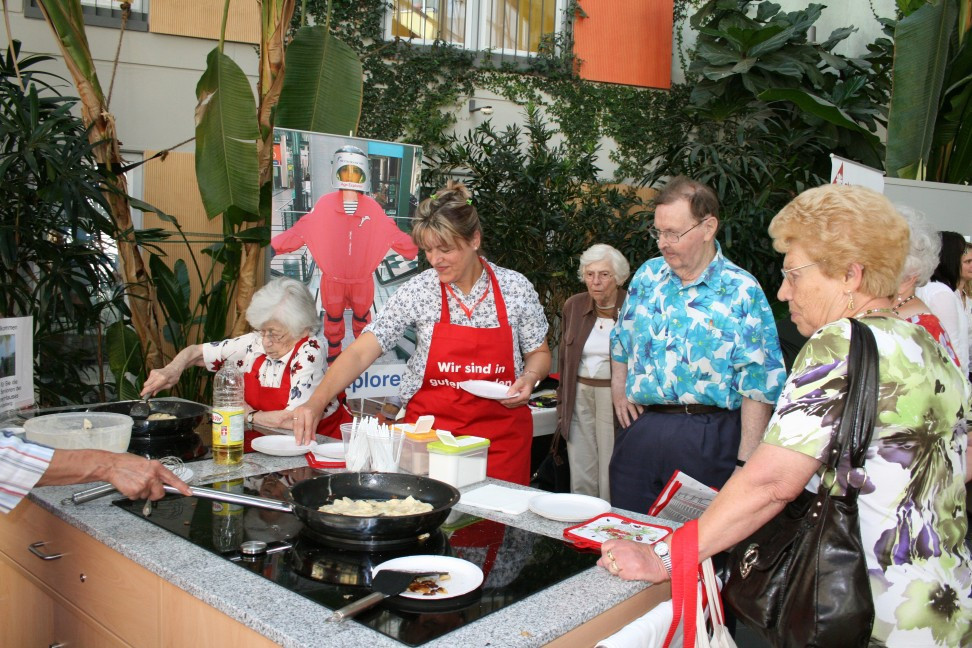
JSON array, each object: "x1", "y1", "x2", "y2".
[
  {"x1": 644, "y1": 403, "x2": 726, "y2": 415},
  {"x1": 577, "y1": 376, "x2": 611, "y2": 387}
]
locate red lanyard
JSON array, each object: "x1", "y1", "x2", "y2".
[{"x1": 444, "y1": 280, "x2": 491, "y2": 320}]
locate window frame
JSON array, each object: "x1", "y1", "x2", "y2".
[
  {"x1": 386, "y1": 0, "x2": 565, "y2": 60},
  {"x1": 24, "y1": 0, "x2": 149, "y2": 32}
]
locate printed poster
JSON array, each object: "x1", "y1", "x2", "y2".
[{"x1": 0, "y1": 317, "x2": 33, "y2": 412}]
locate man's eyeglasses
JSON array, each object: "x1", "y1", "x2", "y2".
[
  {"x1": 257, "y1": 329, "x2": 286, "y2": 343},
  {"x1": 780, "y1": 262, "x2": 818, "y2": 285},
  {"x1": 648, "y1": 217, "x2": 709, "y2": 244}
]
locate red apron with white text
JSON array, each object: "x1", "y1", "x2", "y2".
[
  {"x1": 243, "y1": 338, "x2": 349, "y2": 448},
  {"x1": 404, "y1": 262, "x2": 533, "y2": 484}
]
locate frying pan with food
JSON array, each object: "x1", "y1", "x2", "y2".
[
  {"x1": 89, "y1": 399, "x2": 208, "y2": 438},
  {"x1": 162, "y1": 472, "x2": 461, "y2": 542}
]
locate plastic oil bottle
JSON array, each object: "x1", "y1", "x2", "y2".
[{"x1": 212, "y1": 363, "x2": 244, "y2": 465}]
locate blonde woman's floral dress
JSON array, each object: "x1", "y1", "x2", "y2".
[{"x1": 763, "y1": 317, "x2": 972, "y2": 647}]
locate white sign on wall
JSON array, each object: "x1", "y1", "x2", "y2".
[
  {"x1": 830, "y1": 154, "x2": 885, "y2": 193},
  {"x1": 0, "y1": 317, "x2": 33, "y2": 412},
  {"x1": 346, "y1": 363, "x2": 406, "y2": 399}
]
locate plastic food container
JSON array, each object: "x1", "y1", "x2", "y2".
[
  {"x1": 427, "y1": 436, "x2": 491, "y2": 487},
  {"x1": 24, "y1": 412, "x2": 134, "y2": 452},
  {"x1": 394, "y1": 425, "x2": 439, "y2": 476}
]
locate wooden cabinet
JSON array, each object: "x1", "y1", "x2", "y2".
[{"x1": 0, "y1": 500, "x2": 276, "y2": 648}]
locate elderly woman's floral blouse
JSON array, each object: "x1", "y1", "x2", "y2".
[
  {"x1": 764, "y1": 317, "x2": 972, "y2": 646},
  {"x1": 202, "y1": 332, "x2": 334, "y2": 414}
]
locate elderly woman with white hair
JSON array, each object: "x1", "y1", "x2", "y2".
[
  {"x1": 895, "y1": 209, "x2": 963, "y2": 369},
  {"x1": 553, "y1": 244, "x2": 630, "y2": 499},
  {"x1": 141, "y1": 278, "x2": 350, "y2": 440},
  {"x1": 892, "y1": 211, "x2": 969, "y2": 373}
]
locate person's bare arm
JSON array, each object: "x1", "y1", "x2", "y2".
[
  {"x1": 292, "y1": 332, "x2": 383, "y2": 444},
  {"x1": 141, "y1": 344, "x2": 206, "y2": 397},
  {"x1": 38, "y1": 450, "x2": 191, "y2": 500},
  {"x1": 738, "y1": 396, "x2": 773, "y2": 462},
  {"x1": 599, "y1": 443, "x2": 818, "y2": 582},
  {"x1": 502, "y1": 341, "x2": 552, "y2": 408},
  {"x1": 611, "y1": 359, "x2": 642, "y2": 428}
]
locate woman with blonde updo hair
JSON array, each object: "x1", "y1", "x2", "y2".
[
  {"x1": 294, "y1": 181, "x2": 552, "y2": 484},
  {"x1": 598, "y1": 184, "x2": 972, "y2": 646}
]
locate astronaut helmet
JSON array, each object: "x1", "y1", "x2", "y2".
[{"x1": 332, "y1": 145, "x2": 369, "y2": 193}]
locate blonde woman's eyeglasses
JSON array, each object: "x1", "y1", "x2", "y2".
[{"x1": 780, "y1": 262, "x2": 818, "y2": 285}]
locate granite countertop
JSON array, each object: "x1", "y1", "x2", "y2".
[{"x1": 27, "y1": 456, "x2": 671, "y2": 647}]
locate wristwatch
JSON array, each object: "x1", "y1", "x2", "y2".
[
  {"x1": 653, "y1": 541, "x2": 673, "y2": 576},
  {"x1": 246, "y1": 410, "x2": 257, "y2": 430}
]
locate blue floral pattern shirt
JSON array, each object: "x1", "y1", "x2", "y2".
[{"x1": 610, "y1": 242, "x2": 785, "y2": 409}]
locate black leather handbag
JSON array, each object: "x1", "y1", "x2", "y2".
[
  {"x1": 531, "y1": 428, "x2": 571, "y2": 493},
  {"x1": 723, "y1": 318, "x2": 878, "y2": 648}
]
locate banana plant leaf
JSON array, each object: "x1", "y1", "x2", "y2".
[
  {"x1": 275, "y1": 26, "x2": 362, "y2": 135},
  {"x1": 885, "y1": 0, "x2": 957, "y2": 178},
  {"x1": 195, "y1": 48, "x2": 260, "y2": 219},
  {"x1": 35, "y1": 1, "x2": 104, "y2": 96},
  {"x1": 148, "y1": 255, "x2": 192, "y2": 326},
  {"x1": 107, "y1": 321, "x2": 143, "y2": 400}
]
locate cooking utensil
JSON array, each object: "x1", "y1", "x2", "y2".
[
  {"x1": 69, "y1": 459, "x2": 193, "y2": 505},
  {"x1": 88, "y1": 399, "x2": 208, "y2": 439},
  {"x1": 327, "y1": 570, "x2": 442, "y2": 622},
  {"x1": 159, "y1": 472, "x2": 461, "y2": 542},
  {"x1": 130, "y1": 395, "x2": 151, "y2": 419}
]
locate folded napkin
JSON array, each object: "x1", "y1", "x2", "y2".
[
  {"x1": 459, "y1": 484, "x2": 538, "y2": 515},
  {"x1": 596, "y1": 599, "x2": 680, "y2": 648}
]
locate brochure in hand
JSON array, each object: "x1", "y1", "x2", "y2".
[
  {"x1": 563, "y1": 513, "x2": 672, "y2": 551},
  {"x1": 648, "y1": 470, "x2": 718, "y2": 524}
]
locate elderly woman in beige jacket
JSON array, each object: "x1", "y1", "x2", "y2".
[{"x1": 554, "y1": 244, "x2": 630, "y2": 500}]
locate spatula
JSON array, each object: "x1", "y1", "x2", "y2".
[
  {"x1": 327, "y1": 570, "x2": 443, "y2": 622},
  {"x1": 130, "y1": 395, "x2": 151, "y2": 419}
]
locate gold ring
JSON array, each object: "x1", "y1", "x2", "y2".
[
  {"x1": 610, "y1": 559, "x2": 621, "y2": 572},
  {"x1": 606, "y1": 550, "x2": 614, "y2": 561}
]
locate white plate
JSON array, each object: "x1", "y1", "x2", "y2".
[
  {"x1": 528, "y1": 493, "x2": 611, "y2": 523},
  {"x1": 373, "y1": 555, "x2": 484, "y2": 600},
  {"x1": 250, "y1": 435, "x2": 317, "y2": 457},
  {"x1": 458, "y1": 380, "x2": 514, "y2": 400},
  {"x1": 312, "y1": 441, "x2": 345, "y2": 460}
]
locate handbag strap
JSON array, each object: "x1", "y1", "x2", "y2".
[{"x1": 826, "y1": 318, "x2": 879, "y2": 496}]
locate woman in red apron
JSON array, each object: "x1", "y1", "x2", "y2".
[
  {"x1": 293, "y1": 182, "x2": 551, "y2": 485},
  {"x1": 142, "y1": 278, "x2": 350, "y2": 443},
  {"x1": 402, "y1": 261, "x2": 533, "y2": 483},
  {"x1": 243, "y1": 338, "x2": 352, "y2": 450}
]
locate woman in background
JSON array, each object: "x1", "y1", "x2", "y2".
[
  {"x1": 917, "y1": 230, "x2": 970, "y2": 374},
  {"x1": 554, "y1": 244, "x2": 630, "y2": 500},
  {"x1": 894, "y1": 208, "x2": 960, "y2": 366}
]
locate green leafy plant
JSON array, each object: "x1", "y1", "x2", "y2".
[
  {"x1": 886, "y1": 0, "x2": 972, "y2": 183},
  {"x1": 426, "y1": 106, "x2": 649, "y2": 346},
  {"x1": 0, "y1": 43, "x2": 127, "y2": 406}
]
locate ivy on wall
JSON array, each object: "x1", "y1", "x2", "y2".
[{"x1": 302, "y1": 0, "x2": 701, "y2": 181}]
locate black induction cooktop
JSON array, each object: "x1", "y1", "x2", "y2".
[{"x1": 114, "y1": 467, "x2": 599, "y2": 646}]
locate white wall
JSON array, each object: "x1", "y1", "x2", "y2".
[{"x1": 7, "y1": 5, "x2": 258, "y2": 154}]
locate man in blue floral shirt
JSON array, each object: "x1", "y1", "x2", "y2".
[{"x1": 609, "y1": 177, "x2": 785, "y2": 512}]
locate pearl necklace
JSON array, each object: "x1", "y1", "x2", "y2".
[{"x1": 891, "y1": 294, "x2": 917, "y2": 315}]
